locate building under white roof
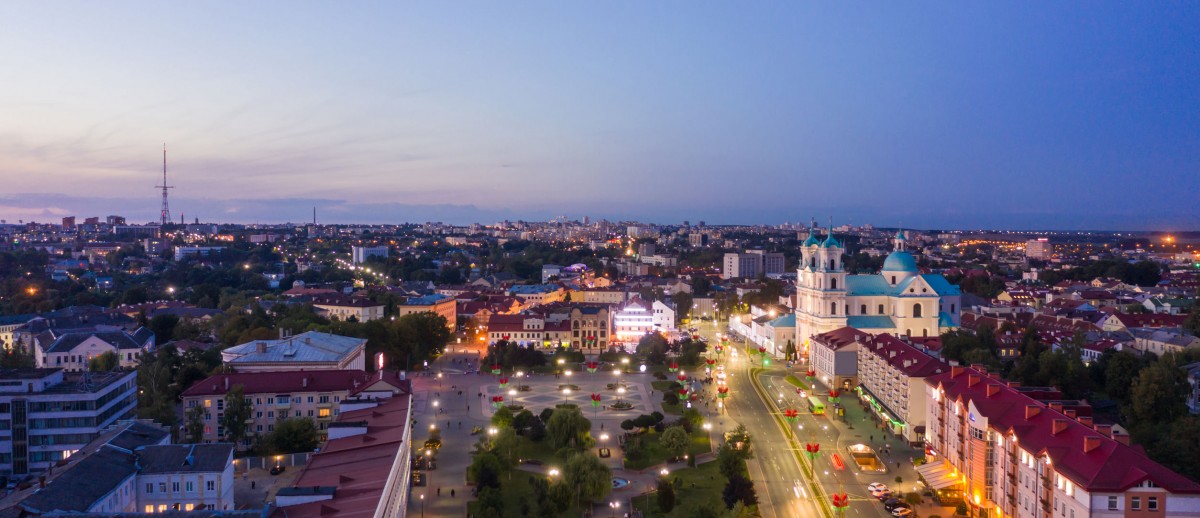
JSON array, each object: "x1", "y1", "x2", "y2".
[{"x1": 221, "y1": 331, "x2": 366, "y2": 372}]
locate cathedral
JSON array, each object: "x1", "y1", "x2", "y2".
[{"x1": 794, "y1": 229, "x2": 961, "y2": 349}]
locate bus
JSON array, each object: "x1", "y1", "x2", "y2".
[{"x1": 808, "y1": 396, "x2": 826, "y2": 416}]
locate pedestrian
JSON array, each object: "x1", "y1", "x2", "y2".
[
  {"x1": 451, "y1": 489, "x2": 456, "y2": 498},
  {"x1": 438, "y1": 487, "x2": 441, "y2": 496}
]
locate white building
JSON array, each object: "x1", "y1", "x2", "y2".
[
  {"x1": 652, "y1": 300, "x2": 676, "y2": 333},
  {"x1": 33, "y1": 328, "x2": 155, "y2": 371},
  {"x1": 136, "y1": 444, "x2": 236, "y2": 512},
  {"x1": 0, "y1": 369, "x2": 138, "y2": 476},
  {"x1": 614, "y1": 298, "x2": 656, "y2": 341},
  {"x1": 795, "y1": 229, "x2": 960, "y2": 349},
  {"x1": 351, "y1": 245, "x2": 389, "y2": 264},
  {"x1": 809, "y1": 327, "x2": 870, "y2": 392}
]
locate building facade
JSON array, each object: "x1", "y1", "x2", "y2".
[
  {"x1": 795, "y1": 229, "x2": 961, "y2": 349},
  {"x1": 0, "y1": 368, "x2": 138, "y2": 476},
  {"x1": 855, "y1": 333, "x2": 947, "y2": 444},
  {"x1": 924, "y1": 366, "x2": 1200, "y2": 518},
  {"x1": 221, "y1": 331, "x2": 366, "y2": 372},
  {"x1": 397, "y1": 294, "x2": 457, "y2": 330}
]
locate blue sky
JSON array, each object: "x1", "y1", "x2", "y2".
[{"x1": 1, "y1": 2, "x2": 1197, "y2": 230}]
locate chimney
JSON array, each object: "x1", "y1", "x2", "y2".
[
  {"x1": 1064, "y1": 409, "x2": 1077, "y2": 419},
  {"x1": 224, "y1": 378, "x2": 230, "y2": 390},
  {"x1": 1008, "y1": 381, "x2": 1021, "y2": 388},
  {"x1": 1094, "y1": 424, "x2": 1113, "y2": 437},
  {"x1": 951, "y1": 366, "x2": 965, "y2": 378},
  {"x1": 1083, "y1": 436, "x2": 1102, "y2": 453},
  {"x1": 303, "y1": 376, "x2": 309, "y2": 388},
  {"x1": 1025, "y1": 405, "x2": 1041, "y2": 420},
  {"x1": 1077, "y1": 416, "x2": 1093, "y2": 427},
  {"x1": 1113, "y1": 432, "x2": 1130, "y2": 446},
  {"x1": 1052, "y1": 419, "x2": 1069, "y2": 435},
  {"x1": 257, "y1": 342, "x2": 267, "y2": 353},
  {"x1": 1049, "y1": 402, "x2": 1063, "y2": 412},
  {"x1": 968, "y1": 375, "x2": 982, "y2": 387},
  {"x1": 986, "y1": 384, "x2": 1001, "y2": 398}
]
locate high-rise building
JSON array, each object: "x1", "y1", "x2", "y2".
[
  {"x1": 351, "y1": 245, "x2": 389, "y2": 264},
  {"x1": 1026, "y1": 238, "x2": 1053, "y2": 260},
  {"x1": 722, "y1": 252, "x2": 762, "y2": 279},
  {"x1": 61, "y1": 216, "x2": 75, "y2": 230}
]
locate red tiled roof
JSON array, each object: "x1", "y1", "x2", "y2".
[
  {"x1": 929, "y1": 366, "x2": 1200, "y2": 493},
  {"x1": 812, "y1": 327, "x2": 871, "y2": 351},
  {"x1": 860, "y1": 334, "x2": 947, "y2": 377},
  {"x1": 182, "y1": 370, "x2": 378, "y2": 397},
  {"x1": 276, "y1": 394, "x2": 413, "y2": 518},
  {"x1": 1111, "y1": 313, "x2": 1187, "y2": 328}
]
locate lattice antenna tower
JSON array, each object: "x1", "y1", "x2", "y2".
[{"x1": 156, "y1": 144, "x2": 174, "y2": 226}]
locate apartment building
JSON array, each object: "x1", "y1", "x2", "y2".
[
  {"x1": 33, "y1": 328, "x2": 155, "y2": 371},
  {"x1": 397, "y1": 294, "x2": 457, "y2": 330},
  {"x1": 312, "y1": 295, "x2": 385, "y2": 322},
  {"x1": 855, "y1": 333, "x2": 947, "y2": 444},
  {"x1": 351, "y1": 245, "x2": 389, "y2": 264},
  {"x1": 0, "y1": 368, "x2": 137, "y2": 476},
  {"x1": 810, "y1": 327, "x2": 871, "y2": 392},
  {"x1": 180, "y1": 370, "x2": 407, "y2": 448},
  {"x1": 923, "y1": 366, "x2": 1200, "y2": 517},
  {"x1": 486, "y1": 314, "x2": 571, "y2": 346}
]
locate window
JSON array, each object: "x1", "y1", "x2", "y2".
[
  {"x1": 206, "y1": 480, "x2": 215, "y2": 491},
  {"x1": 1132, "y1": 497, "x2": 1141, "y2": 510},
  {"x1": 216, "y1": 399, "x2": 223, "y2": 410},
  {"x1": 187, "y1": 481, "x2": 194, "y2": 492},
  {"x1": 860, "y1": 305, "x2": 867, "y2": 315},
  {"x1": 172, "y1": 482, "x2": 180, "y2": 492},
  {"x1": 950, "y1": 303, "x2": 956, "y2": 314},
  {"x1": 308, "y1": 396, "x2": 314, "y2": 403},
  {"x1": 146, "y1": 483, "x2": 153, "y2": 493},
  {"x1": 912, "y1": 304, "x2": 923, "y2": 318},
  {"x1": 159, "y1": 482, "x2": 167, "y2": 493},
  {"x1": 145, "y1": 505, "x2": 154, "y2": 513},
  {"x1": 319, "y1": 408, "x2": 331, "y2": 417},
  {"x1": 1149, "y1": 497, "x2": 1158, "y2": 511},
  {"x1": 830, "y1": 302, "x2": 837, "y2": 315},
  {"x1": 158, "y1": 505, "x2": 168, "y2": 512},
  {"x1": 185, "y1": 504, "x2": 195, "y2": 511},
  {"x1": 831, "y1": 278, "x2": 837, "y2": 290},
  {"x1": 204, "y1": 399, "x2": 211, "y2": 408},
  {"x1": 891, "y1": 276, "x2": 896, "y2": 284},
  {"x1": 878, "y1": 304, "x2": 885, "y2": 314}
]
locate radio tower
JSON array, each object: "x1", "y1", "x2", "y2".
[{"x1": 156, "y1": 144, "x2": 173, "y2": 226}]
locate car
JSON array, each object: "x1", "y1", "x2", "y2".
[
  {"x1": 873, "y1": 489, "x2": 893, "y2": 500},
  {"x1": 883, "y1": 499, "x2": 908, "y2": 512},
  {"x1": 269, "y1": 465, "x2": 285, "y2": 475},
  {"x1": 867, "y1": 483, "x2": 889, "y2": 493},
  {"x1": 892, "y1": 507, "x2": 914, "y2": 517}
]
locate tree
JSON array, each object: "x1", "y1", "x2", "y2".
[
  {"x1": 184, "y1": 404, "x2": 206, "y2": 444},
  {"x1": 661, "y1": 425, "x2": 689, "y2": 459},
  {"x1": 222, "y1": 385, "x2": 252, "y2": 445},
  {"x1": 546, "y1": 406, "x2": 592, "y2": 449},
  {"x1": 149, "y1": 314, "x2": 180, "y2": 344},
  {"x1": 261, "y1": 418, "x2": 319, "y2": 454},
  {"x1": 0, "y1": 344, "x2": 35, "y2": 369},
  {"x1": 657, "y1": 477, "x2": 676, "y2": 512},
  {"x1": 469, "y1": 451, "x2": 505, "y2": 490},
  {"x1": 88, "y1": 351, "x2": 119, "y2": 372},
  {"x1": 491, "y1": 405, "x2": 514, "y2": 429},
  {"x1": 564, "y1": 452, "x2": 611, "y2": 506},
  {"x1": 1127, "y1": 356, "x2": 1189, "y2": 426},
  {"x1": 1185, "y1": 310, "x2": 1200, "y2": 338},
  {"x1": 1104, "y1": 350, "x2": 1145, "y2": 402},
  {"x1": 722, "y1": 472, "x2": 758, "y2": 509},
  {"x1": 785, "y1": 340, "x2": 796, "y2": 361}
]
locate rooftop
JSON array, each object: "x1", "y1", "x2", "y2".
[{"x1": 223, "y1": 331, "x2": 366, "y2": 366}]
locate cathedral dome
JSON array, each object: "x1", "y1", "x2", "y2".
[
  {"x1": 821, "y1": 234, "x2": 841, "y2": 248},
  {"x1": 803, "y1": 233, "x2": 820, "y2": 247},
  {"x1": 881, "y1": 251, "x2": 918, "y2": 273}
]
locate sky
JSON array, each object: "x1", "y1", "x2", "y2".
[{"x1": 1, "y1": 2, "x2": 1198, "y2": 230}]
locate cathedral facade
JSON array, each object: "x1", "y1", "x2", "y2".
[{"x1": 795, "y1": 230, "x2": 961, "y2": 349}]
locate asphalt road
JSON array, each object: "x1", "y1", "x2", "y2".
[{"x1": 694, "y1": 319, "x2": 895, "y2": 518}]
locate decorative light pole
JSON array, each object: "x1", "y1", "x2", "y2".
[
  {"x1": 831, "y1": 487, "x2": 850, "y2": 517},
  {"x1": 717, "y1": 386, "x2": 729, "y2": 414},
  {"x1": 828, "y1": 388, "x2": 841, "y2": 405},
  {"x1": 758, "y1": 346, "x2": 768, "y2": 368},
  {"x1": 498, "y1": 377, "x2": 509, "y2": 390},
  {"x1": 804, "y1": 434, "x2": 821, "y2": 462},
  {"x1": 668, "y1": 361, "x2": 679, "y2": 374},
  {"x1": 590, "y1": 393, "x2": 601, "y2": 416},
  {"x1": 491, "y1": 395, "x2": 504, "y2": 409}
]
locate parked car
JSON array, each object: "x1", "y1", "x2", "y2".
[
  {"x1": 892, "y1": 507, "x2": 914, "y2": 517},
  {"x1": 269, "y1": 465, "x2": 285, "y2": 475},
  {"x1": 873, "y1": 489, "x2": 894, "y2": 500},
  {"x1": 867, "y1": 483, "x2": 889, "y2": 493},
  {"x1": 883, "y1": 499, "x2": 908, "y2": 512}
]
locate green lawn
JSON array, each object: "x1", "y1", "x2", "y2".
[
  {"x1": 784, "y1": 374, "x2": 806, "y2": 389},
  {"x1": 515, "y1": 436, "x2": 560, "y2": 465},
  {"x1": 630, "y1": 461, "x2": 735, "y2": 517}
]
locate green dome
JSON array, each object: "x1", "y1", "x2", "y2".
[
  {"x1": 803, "y1": 234, "x2": 820, "y2": 247},
  {"x1": 821, "y1": 234, "x2": 841, "y2": 248}
]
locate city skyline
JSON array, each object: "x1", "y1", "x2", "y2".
[{"x1": 2, "y1": 3, "x2": 1199, "y2": 230}]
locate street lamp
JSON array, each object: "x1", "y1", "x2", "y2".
[
  {"x1": 420, "y1": 494, "x2": 425, "y2": 518},
  {"x1": 548, "y1": 468, "x2": 560, "y2": 477},
  {"x1": 562, "y1": 388, "x2": 571, "y2": 405},
  {"x1": 609, "y1": 501, "x2": 620, "y2": 518},
  {"x1": 617, "y1": 386, "x2": 625, "y2": 405}
]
